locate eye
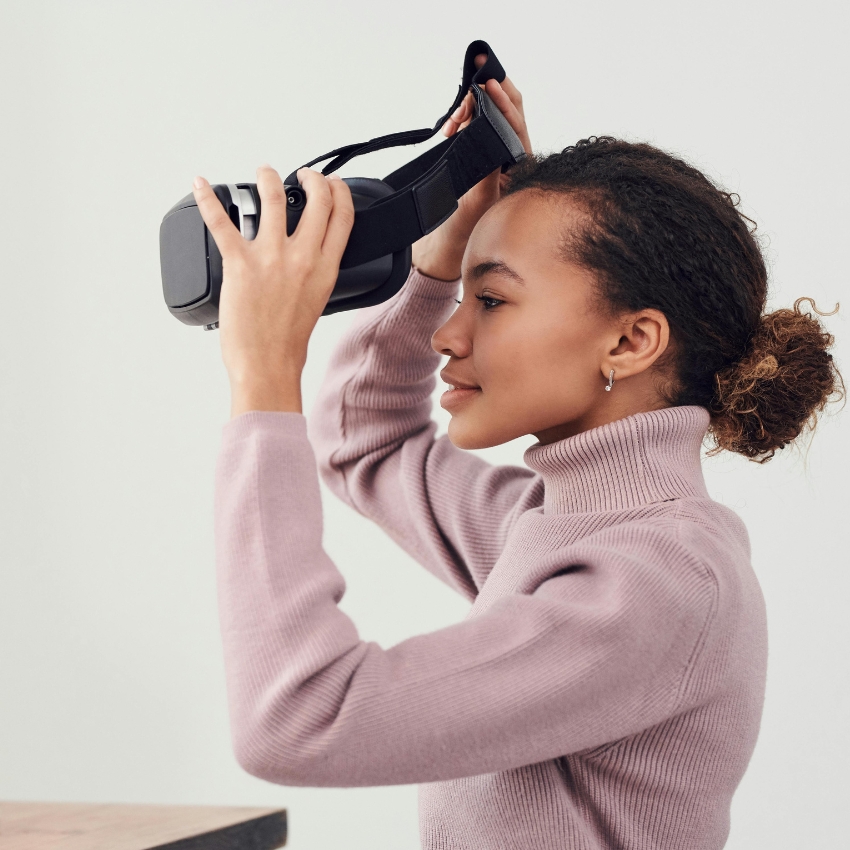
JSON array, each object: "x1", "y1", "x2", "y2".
[
  {"x1": 454, "y1": 295, "x2": 505, "y2": 311},
  {"x1": 474, "y1": 294, "x2": 503, "y2": 311}
]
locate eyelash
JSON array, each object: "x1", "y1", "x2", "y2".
[{"x1": 455, "y1": 294, "x2": 504, "y2": 311}]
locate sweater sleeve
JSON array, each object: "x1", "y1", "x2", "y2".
[
  {"x1": 214, "y1": 412, "x2": 717, "y2": 788},
  {"x1": 307, "y1": 266, "x2": 544, "y2": 601}
]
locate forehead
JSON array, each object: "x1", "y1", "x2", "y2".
[
  {"x1": 463, "y1": 258, "x2": 526, "y2": 288},
  {"x1": 461, "y1": 192, "x2": 603, "y2": 306},
  {"x1": 464, "y1": 191, "x2": 580, "y2": 272}
]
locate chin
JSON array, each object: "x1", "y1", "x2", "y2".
[{"x1": 446, "y1": 417, "x2": 515, "y2": 451}]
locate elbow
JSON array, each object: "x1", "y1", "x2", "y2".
[
  {"x1": 232, "y1": 717, "x2": 329, "y2": 787},
  {"x1": 315, "y1": 453, "x2": 344, "y2": 489},
  {"x1": 224, "y1": 672, "x2": 291, "y2": 782},
  {"x1": 232, "y1": 728, "x2": 281, "y2": 783},
  {"x1": 230, "y1": 716, "x2": 302, "y2": 785},
  {"x1": 315, "y1": 460, "x2": 355, "y2": 511}
]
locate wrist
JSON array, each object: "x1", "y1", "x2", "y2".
[
  {"x1": 229, "y1": 367, "x2": 303, "y2": 418},
  {"x1": 411, "y1": 232, "x2": 465, "y2": 282}
]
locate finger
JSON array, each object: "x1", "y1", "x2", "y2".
[
  {"x1": 192, "y1": 176, "x2": 243, "y2": 256},
  {"x1": 290, "y1": 167, "x2": 334, "y2": 247},
  {"x1": 450, "y1": 53, "x2": 493, "y2": 129},
  {"x1": 483, "y1": 78, "x2": 532, "y2": 153},
  {"x1": 496, "y1": 74, "x2": 524, "y2": 113},
  {"x1": 457, "y1": 96, "x2": 475, "y2": 131},
  {"x1": 321, "y1": 176, "x2": 355, "y2": 262},
  {"x1": 459, "y1": 90, "x2": 474, "y2": 122},
  {"x1": 443, "y1": 98, "x2": 470, "y2": 135},
  {"x1": 442, "y1": 90, "x2": 474, "y2": 136},
  {"x1": 254, "y1": 164, "x2": 290, "y2": 244},
  {"x1": 442, "y1": 49, "x2": 500, "y2": 138}
]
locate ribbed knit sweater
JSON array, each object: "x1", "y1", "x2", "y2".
[{"x1": 214, "y1": 266, "x2": 769, "y2": 849}]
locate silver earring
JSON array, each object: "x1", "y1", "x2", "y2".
[{"x1": 605, "y1": 369, "x2": 615, "y2": 392}]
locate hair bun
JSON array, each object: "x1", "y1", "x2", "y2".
[{"x1": 709, "y1": 298, "x2": 844, "y2": 462}]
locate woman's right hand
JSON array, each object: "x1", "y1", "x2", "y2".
[{"x1": 411, "y1": 55, "x2": 532, "y2": 282}]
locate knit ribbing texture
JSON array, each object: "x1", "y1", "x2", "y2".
[{"x1": 214, "y1": 266, "x2": 768, "y2": 849}]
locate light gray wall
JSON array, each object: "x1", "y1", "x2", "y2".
[{"x1": 1, "y1": 1, "x2": 847, "y2": 848}]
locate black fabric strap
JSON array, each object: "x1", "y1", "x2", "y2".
[
  {"x1": 283, "y1": 40, "x2": 507, "y2": 185},
  {"x1": 435, "y1": 38, "x2": 507, "y2": 132},
  {"x1": 283, "y1": 40, "x2": 526, "y2": 269}
]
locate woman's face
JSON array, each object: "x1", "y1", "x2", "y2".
[{"x1": 431, "y1": 190, "x2": 634, "y2": 449}]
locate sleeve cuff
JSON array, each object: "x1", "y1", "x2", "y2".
[
  {"x1": 408, "y1": 264, "x2": 462, "y2": 295},
  {"x1": 222, "y1": 409, "x2": 307, "y2": 442}
]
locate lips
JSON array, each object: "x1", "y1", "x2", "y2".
[
  {"x1": 440, "y1": 371, "x2": 480, "y2": 390},
  {"x1": 440, "y1": 385, "x2": 481, "y2": 411}
]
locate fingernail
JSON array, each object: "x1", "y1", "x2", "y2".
[
  {"x1": 193, "y1": 176, "x2": 208, "y2": 189},
  {"x1": 327, "y1": 174, "x2": 341, "y2": 181},
  {"x1": 258, "y1": 162, "x2": 272, "y2": 169}
]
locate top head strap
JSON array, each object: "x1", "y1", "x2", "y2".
[
  {"x1": 282, "y1": 40, "x2": 527, "y2": 270},
  {"x1": 283, "y1": 40, "x2": 513, "y2": 185},
  {"x1": 434, "y1": 38, "x2": 507, "y2": 132}
]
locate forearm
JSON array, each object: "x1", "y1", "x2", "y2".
[{"x1": 308, "y1": 265, "x2": 460, "y2": 487}]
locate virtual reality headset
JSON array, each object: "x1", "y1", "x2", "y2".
[{"x1": 159, "y1": 40, "x2": 527, "y2": 329}]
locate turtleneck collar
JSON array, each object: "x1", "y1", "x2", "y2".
[{"x1": 522, "y1": 406, "x2": 712, "y2": 514}]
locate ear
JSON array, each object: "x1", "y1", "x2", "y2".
[{"x1": 603, "y1": 309, "x2": 670, "y2": 381}]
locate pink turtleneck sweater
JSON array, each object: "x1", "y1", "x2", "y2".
[{"x1": 214, "y1": 266, "x2": 768, "y2": 849}]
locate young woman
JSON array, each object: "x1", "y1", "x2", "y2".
[{"x1": 192, "y1": 60, "x2": 842, "y2": 850}]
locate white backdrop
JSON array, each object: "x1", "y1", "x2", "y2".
[{"x1": 1, "y1": 1, "x2": 847, "y2": 848}]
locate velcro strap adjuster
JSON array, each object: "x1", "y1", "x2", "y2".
[{"x1": 413, "y1": 161, "x2": 458, "y2": 234}]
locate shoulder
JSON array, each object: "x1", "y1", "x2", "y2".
[
  {"x1": 535, "y1": 505, "x2": 717, "y2": 615},
  {"x1": 675, "y1": 497, "x2": 752, "y2": 560},
  {"x1": 529, "y1": 500, "x2": 762, "y2": 706},
  {"x1": 528, "y1": 497, "x2": 754, "y2": 610},
  {"x1": 524, "y1": 510, "x2": 718, "y2": 701},
  {"x1": 567, "y1": 497, "x2": 750, "y2": 579},
  {"x1": 573, "y1": 497, "x2": 761, "y2": 653}
]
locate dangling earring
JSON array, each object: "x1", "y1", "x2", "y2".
[{"x1": 605, "y1": 369, "x2": 615, "y2": 392}]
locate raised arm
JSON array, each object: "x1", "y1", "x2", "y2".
[
  {"x1": 215, "y1": 413, "x2": 720, "y2": 788},
  {"x1": 309, "y1": 265, "x2": 543, "y2": 599},
  {"x1": 309, "y1": 61, "x2": 535, "y2": 600}
]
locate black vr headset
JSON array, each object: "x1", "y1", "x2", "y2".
[{"x1": 159, "y1": 40, "x2": 527, "y2": 329}]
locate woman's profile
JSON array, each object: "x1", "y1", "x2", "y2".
[{"x1": 191, "y1": 53, "x2": 843, "y2": 850}]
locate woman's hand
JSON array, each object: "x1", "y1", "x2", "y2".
[
  {"x1": 192, "y1": 165, "x2": 355, "y2": 418},
  {"x1": 411, "y1": 54, "x2": 532, "y2": 282}
]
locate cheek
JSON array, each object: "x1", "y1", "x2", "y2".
[
  {"x1": 477, "y1": 313, "x2": 603, "y2": 411},
  {"x1": 473, "y1": 322, "x2": 529, "y2": 388}
]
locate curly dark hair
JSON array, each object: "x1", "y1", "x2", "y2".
[{"x1": 502, "y1": 136, "x2": 844, "y2": 462}]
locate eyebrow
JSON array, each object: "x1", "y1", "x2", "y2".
[{"x1": 463, "y1": 260, "x2": 526, "y2": 287}]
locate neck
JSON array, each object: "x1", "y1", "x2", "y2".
[{"x1": 523, "y1": 406, "x2": 712, "y2": 514}]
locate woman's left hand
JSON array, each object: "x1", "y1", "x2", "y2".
[{"x1": 192, "y1": 165, "x2": 355, "y2": 417}]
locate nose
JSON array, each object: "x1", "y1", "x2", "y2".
[{"x1": 431, "y1": 306, "x2": 472, "y2": 358}]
